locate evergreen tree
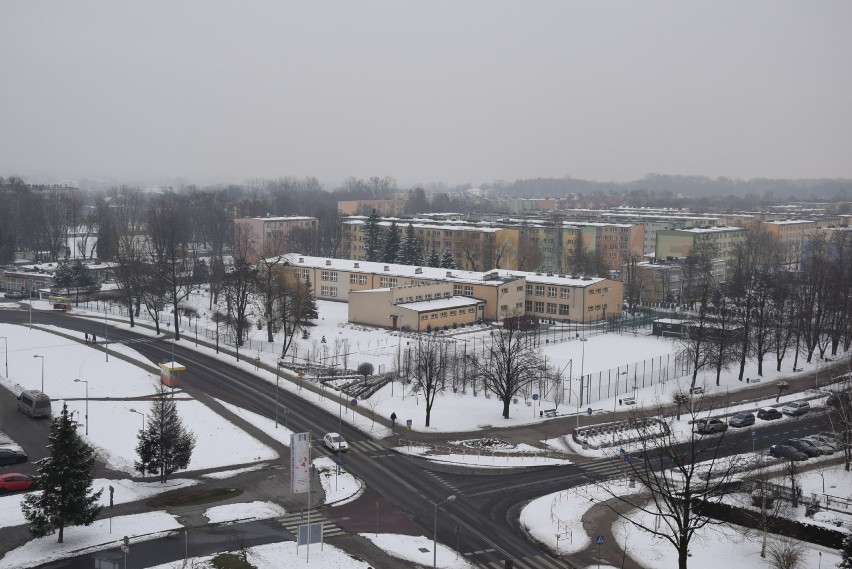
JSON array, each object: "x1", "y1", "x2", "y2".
[
  {"x1": 22, "y1": 404, "x2": 103, "y2": 543},
  {"x1": 363, "y1": 209, "x2": 384, "y2": 262},
  {"x1": 427, "y1": 248, "x2": 440, "y2": 268},
  {"x1": 839, "y1": 532, "x2": 852, "y2": 569},
  {"x1": 136, "y1": 386, "x2": 197, "y2": 483},
  {"x1": 398, "y1": 223, "x2": 423, "y2": 266},
  {"x1": 301, "y1": 275, "x2": 319, "y2": 321},
  {"x1": 381, "y1": 222, "x2": 401, "y2": 264},
  {"x1": 440, "y1": 249, "x2": 457, "y2": 270}
]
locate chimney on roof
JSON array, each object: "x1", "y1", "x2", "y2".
[
  {"x1": 415, "y1": 267, "x2": 422, "y2": 274},
  {"x1": 325, "y1": 259, "x2": 331, "y2": 266}
]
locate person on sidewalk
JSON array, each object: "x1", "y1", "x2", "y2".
[
  {"x1": 391, "y1": 412, "x2": 397, "y2": 428},
  {"x1": 84, "y1": 333, "x2": 89, "y2": 344}
]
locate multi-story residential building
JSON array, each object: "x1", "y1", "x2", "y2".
[
  {"x1": 337, "y1": 199, "x2": 408, "y2": 216},
  {"x1": 655, "y1": 227, "x2": 745, "y2": 264},
  {"x1": 233, "y1": 216, "x2": 319, "y2": 263},
  {"x1": 276, "y1": 254, "x2": 623, "y2": 328},
  {"x1": 626, "y1": 259, "x2": 726, "y2": 305}
]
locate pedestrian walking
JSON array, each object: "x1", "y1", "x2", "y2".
[
  {"x1": 92, "y1": 334, "x2": 97, "y2": 343},
  {"x1": 391, "y1": 412, "x2": 397, "y2": 427},
  {"x1": 84, "y1": 333, "x2": 89, "y2": 344}
]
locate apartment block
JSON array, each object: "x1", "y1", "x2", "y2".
[{"x1": 233, "y1": 216, "x2": 318, "y2": 263}]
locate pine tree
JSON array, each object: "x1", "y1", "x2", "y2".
[
  {"x1": 440, "y1": 249, "x2": 456, "y2": 270},
  {"x1": 839, "y1": 532, "x2": 852, "y2": 569},
  {"x1": 427, "y1": 248, "x2": 440, "y2": 268},
  {"x1": 22, "y1": 404, "x2": 103, "y2": 543},
  {"x1": 136, "y1": 386, "x2": 197, "y2": 483},
  {"x1": 363, "y1": 209, "x2": 384, "y2": 262},
  {"x1": 398, "y1": 223, "x2": 423, "y2": 266},
  {"x1": 382, "y1": 222, "x2": 401, "y2": 264},
  {"x1": 301, "y1": 275, "x2": 319, "y2": 321}
]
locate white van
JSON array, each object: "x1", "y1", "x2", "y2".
[{"x1": 17, "y1": 390, "x2": 52, "y2": 418}]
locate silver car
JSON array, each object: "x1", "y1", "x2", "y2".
[{"x1": 803, "y1": 435, "x2": 839, "y2": 453}]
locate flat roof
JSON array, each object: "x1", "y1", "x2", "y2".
[{"x1": 397, "y1": 296, "x2": 483, "y2": 312}]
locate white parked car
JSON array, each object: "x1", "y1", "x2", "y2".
[
  {"x1": 323, "y1": 432, "x2": 348, "y2": 453},
  {"x1": 781, "y1": 401, "x2": 810, "y2": 417}
]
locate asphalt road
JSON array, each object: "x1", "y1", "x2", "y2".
[{"x1": 0, "y1": 307, "x2": 843, "y2": 569}]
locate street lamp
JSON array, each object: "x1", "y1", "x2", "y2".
[
  {"x1": 275, "y1": 362, "x2": 281, "y2": 429},
  {"x1": 0, "y1": 336, "x2": 7, "y2": 379},
  {"x1": 74, "y1": 379, "x2": 89, "y2": 436},
  {"x1": 578, "y1": 337, "x2": 588, "y2": 409},
  {"x1": 33, "y1": 354, "x2": 44, "y2": 391},
  {"x1": 433, "y1": 494, "x2": 457, "y2": 569},
  {"x1": 129, "y1": 408, "x2": 145, "y2": 431}
]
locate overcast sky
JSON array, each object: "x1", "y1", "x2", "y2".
[{"x1": 1, "y1": 1, "x2": 850, "y2": 187}]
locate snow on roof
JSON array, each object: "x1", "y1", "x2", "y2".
[
  {"x1": 397, "y1": 296, "x2": 483, "y2": 312},
  {"x1": 343, "y1": 218, "x2": 502, "y2": 233},
  {"x1": 677, "y1": 226, "x2": 744, "y2": 234},
  {"x1": 654, "y1": 318, "x2": 690, "y2": 324},
  {"x1": 245, "y1": 216, "x2": 316, "y2": 222},
  {"x1": 763, "y1": 219, "x2": 816, "y2": 225},
  {"x1": 276, "y1": 254, "x2": 607, "y2": 287}
]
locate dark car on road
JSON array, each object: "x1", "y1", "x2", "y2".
[
  {"x1": 729, "y1": 412, "x2": 756, "y2": 428},
  {"x1": 769, "y1": 444, "x2": 808, "y2": 461},
  {"x1": 3, "y1": 291, "x2": 28, "y2": 299},
  {"x1": 0, "y1": 448, "x2": 28, "y2": 467},
  {"x1": 694, "y1": 418, "x2": 728, "y2": 434},
  {"x1": 782, "y1": 439, "x2": 822, "y2": 457},
  {"x1": 757, "y1": 407, "x2": 783, "y2": 421}
]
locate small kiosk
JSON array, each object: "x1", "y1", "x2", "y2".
[{"x1": 158, "y1": 361, "x2": 186, "y2": 388}]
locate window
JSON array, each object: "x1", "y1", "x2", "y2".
[
  {"x1": 380, "y1": 277, "x2": 388, "y2": 287},
  {"x1": 431, "y1": 313, "x2": 437, "y2": 319},
  {"x1": 525, "y1": 300, "x2": 532, "y2": 311},
  {"x1": 350, "y1": 274, "x2": 357, "y2": 284},
  {"x1": 389, "y1": 278, "x2": 398, "y2": 288},
  {"x1": 502, "y1": 287, "x2": 508, "y2": 293},
  {"x1": 546, "y1": 303, "x2": 557, "y2": 314},
  {"x1": 321, "y1": 271, "x2": 330, "y2": 281},
  {"x1": 330, "y1": 287, "x2": 338, "y2": 297},
  {"x1": 468, "y1": 307, "x2": 476, "y2": 313},
  {"x1": 450, "y1": 310, "x2": 456, "y2": 316},
  {"x1": 534, "y1": 301, "x2": 544, "y2": 312},
  {"x1": 415, "y1": 295, "x2": 422, "y2": 300},
  {"x1": 535, "y1": 285, "x2": 545, "y2": 296},
  {"x1": 525, "y1": 284, "x2": 533, "y2": 295},
  {"x1": 359, "y1": 275, "x2": 367, "y2": 285},
  {"x1": 454, "y1": 284, "x2": 462, "y2": 295},
  {"x1": 603, "y1": 303, "x2": 608, "y2": 309},
  {"x1": 501, "y1": 304, "x2": 508, "y2": 310},
  {"x1": 516, "y1": 302, "x2": 523, "y2": 308},
  {"x1": 595, "y1": 305, "x2": 601, "y2": 310},
  {"x1": 330, "y1": 272, "x2": 338, "y2": 282},
  {"x1": 559, "y1": 304, "x2": 569, "y2": 316},
  {"x1": 548, "y1": 286, "x2": 557, "y2": 297},
  {"x1": 560, "y1": 288, "x2": 569, "y2": 299},
  {"x1": 425, "y1": 294, "x2": 432, "y2": 299},
  {"x1": 441, "y1": 312, "x2": 448, "y2": 317},
  {"x1": 421, "y1": 315, "x2": 428, "y2": 321},
  {"x1": 464, "y1": 285, "x2": 473, "y2": 296},
  {"x1": 321, "y1": 286, "x2": 329, "y2": 296},
  {"x1": 588, "y1": 306, "x2": 594, "y2": 312},
  {"x1": 298, "y1": 269, "x2": 310, "y2": 280},
  {"x1": 517, "y1": 286, "x2": 524, "y2": 292}
]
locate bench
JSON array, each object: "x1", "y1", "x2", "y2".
[
  {"x1": 542, "y1": 408, "x2": 558, "y2": 418},
  {"x1": 622, "y1": 397, "x2": 636, "y2": 406},
  {"x1": 689, "y1": 387, "x2": 705, "y2": 395},
  {"x1": 750, "y1": 378, "x2": 761, "y2": 383}
]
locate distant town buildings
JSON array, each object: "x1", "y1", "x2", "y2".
[{"x1": 233, "y1": 216, "x2": 319, "y2": 263}]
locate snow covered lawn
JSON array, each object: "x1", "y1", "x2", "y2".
[{"x1": 204, "y1": 501, "x2": 286, "y2": 524}]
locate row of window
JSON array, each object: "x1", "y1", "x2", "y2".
[
  {"x1": 419, "y1": 307, "x2": 478, "y2": 320},
  {"x1": 320, "y1": 270, "x2": 338, "y2": 282},
  {"x1": 320, "y1": 286, "x2": 338, "y2": 297}
]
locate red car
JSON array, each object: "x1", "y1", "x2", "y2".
[
  {"x1": 0, "y1": 473, "x2": 34, "y2": 493},
  {"x1": 757, "y1": 407, "x2": 783, "y2": 421}
]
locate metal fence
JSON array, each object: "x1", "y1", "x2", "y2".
[{"x1": 568, "y1": 353, "x2": 681, "y2": 407}]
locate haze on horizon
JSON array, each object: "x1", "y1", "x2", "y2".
[{"x1": 1, "y1": 1, "x2": 850, "y2": 188}]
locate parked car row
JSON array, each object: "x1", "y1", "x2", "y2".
[
  {"x1": 769, "y1": 432, "x2": 843, "y2": 461},
  {"x1": 694, "y1": 404, "x2": 793, "y2": 434}
]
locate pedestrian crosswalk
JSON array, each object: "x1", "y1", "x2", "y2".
[
  {"x1": 276, "y1": 510, "x2": 345, "y2": 539},
  {"x1": 348, "y1": 439, "x2": 389, "y2": 453},
  {"x1": 466, "y1": 551, "x2": 573, "y2": 569},
  {"x1": 578, "y1": 458, "x2": 628, "y2": 480}
]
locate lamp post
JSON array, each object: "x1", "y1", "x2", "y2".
[
  {"x1": 33, "y1": 354, "x2": 44, "y2": 391},
  {"x1": 275, "y1": 362, "x2": 281, "y2": 429},
  {"x1": 433, "y1": 495, "x2": 457, "y2": 569},
  {"x1": 104, "y1": 307, "x2": 109, "y2": 363},
  {"x1": 578, "y1": 337, "x2": 588, "y2": 408},
  {"x1": 0, "y1": 336, "x2": 7, "y2": 379},
  {"x1": 129, "y1": 408, "x2": 145, "y2": 431},
  {"x1": 74, "y1": 379, "x2": 89, "y2": 435}
]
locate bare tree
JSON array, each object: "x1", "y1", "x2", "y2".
[
  {"x1": 677, "y1": 284, "x2": 714, "y2": 387},
  {"x1": 474, "y1": 315, "x2": 540, "y2": 419},
  {"x1": 594, "y1": 401, "x2": 745, "y2": 569},
  {"x1": 221, "y1": 258, "x2": 257, "y2": 357},
  {"x1": 412, "y1": 336, "x2": 449, "y2": 428},
  {"x1": 766, "y1": 537, "x2": 805, "y2": 569}
]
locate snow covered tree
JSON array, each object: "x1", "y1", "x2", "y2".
[
  {"x1": 363, "y1": 209, "x2": 384, "y2": 262},
  {"x1": 51, "y1": 260, "x2": 97, "y2": 305},
  {"x1": 398, "y1": 223, "x2": 422, "y2": 266},
  {"x1": 439, "y1": 249, "x2": 456, "y2": 270},
  {"x1": 136, "y1": 386, "x2": 197, "y2": 483},
  {"x1": 838, "y1": 531, "x2": 852, "y2": 568},
  {"x1": 381, "y1": 221, "x2": 400, "y2": 264},
  {"x1": 22, "y1": 404, "x2": 103, "y2": 543},
  {"x1": 413, "y1": 336, "x2": 449, "y2": 427},
  {"x1": 426, "y1": 248, "x2": 440, "y2": 268}
]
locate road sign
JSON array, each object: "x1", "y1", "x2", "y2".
[
  {"x1": 351, "y1": 398, "x2": 358, "y2": 407},
  {"x1": 297, "y1": 522, "x2": 324, "y2": 545},
  {"x1": 596, "y1": 534, "x2": 605, "y2": 545},
  {"x1": 587, "y1": 407, "x2": 593, "y2": 416},
  {"x1": 406, "y1": 419, "x2": 412, "y2": 430},
  {"x1": 109, "y1": 485, "x2": 114, "y2": 508},
  {"x1": 751, "y1": 430, "x2": 757, "y2": 439},
  {"x1": 120, "y1": 544, "x2": 129, "y2": 553},
  {"x1": 532, "y1": 394, "x2": 539, "y2": 401}
]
